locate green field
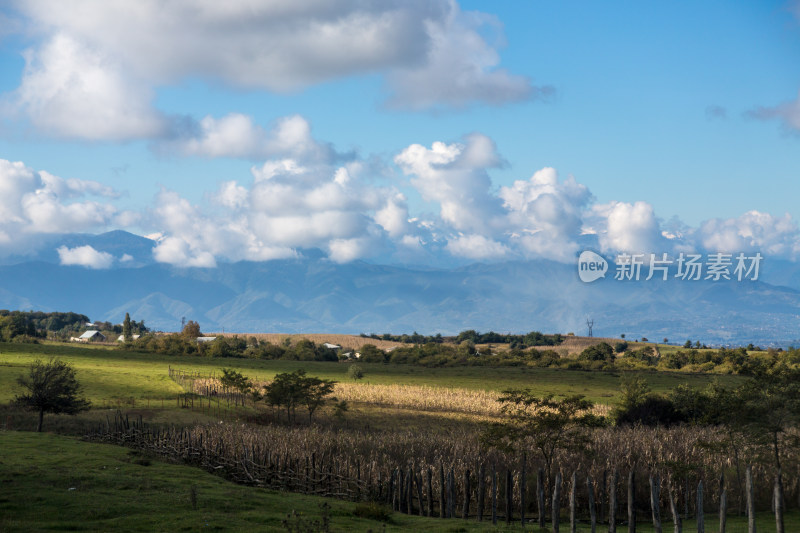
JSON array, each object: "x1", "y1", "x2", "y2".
[
  {"x1": 0, "y1": 341, "x2": 740, "y2": 407},
  {"x1": 1, "y1": 341, "x2": 780, "y2": 532}
]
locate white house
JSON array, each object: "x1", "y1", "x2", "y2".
[
  {"x1": 196, "y1": 336, "x2": 217, "y2": 343},
  {"x1": 76, "y1": 330, "x2": 105, "y2": 342},
  {"x1": 116, "y1": 334, "x2": 141, "y2": 342},
  {"x1": 323, "y1": 343, "x2": 341, "y2": 350}
]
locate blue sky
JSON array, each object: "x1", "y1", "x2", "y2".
[{"x1": 0, "y1": 1, "x2": 798, "y2": 269}]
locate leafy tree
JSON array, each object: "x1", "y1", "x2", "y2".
[
  {"x1": 182, "y1": 320, "x2": 202, "y2": 339},
  {"x1": 359, "y1": 344, "x2": 386, "y2": 363},
  {"x1": 122, "y1": 312, "x2": 132, "y2": 342},
  {"x1": 220, "y1": 368, "x2": 252, "y2": 394},
  {"x1": 579, "y1": 342, "x2": 614, "y2": 362},
  {"x1": 482, "y1": 390, "x2": 603, "y2": 493},
  {"x1": 301, "y1": 375, "x2": 337, "y2": 422},
  {"x1": 14, "y1": 358, "x2": 91, "y2": 432},
  {"x1": 613, "y1": 341, "x2": 629, "y2": 354},
  {"x1": 347, "y1": 364, "x2": 364, "y2": 381},
  {"x1": 263, "y1": 369, "x2": 337, "y2": 423}
]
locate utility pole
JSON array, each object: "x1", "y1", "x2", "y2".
[{"x1": 586, "y1": 318, "x2": 594, "y2": 337}]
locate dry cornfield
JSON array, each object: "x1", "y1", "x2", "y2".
[{"x1": 190, "y1": 376, "x2": 611, "y2": 420}]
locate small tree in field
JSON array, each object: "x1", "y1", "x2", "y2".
[
  {"x1": 347, "y1": 364, "x2": 364, "y2": 381},
  {"x1": 220, "y1": 368, "x2": 252, "y2": 394},
  {"x1": 15, "y1": 358, "x2": 91, "y2": 432}
]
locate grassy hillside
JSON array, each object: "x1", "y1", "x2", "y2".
[{"x1": 0, "y1": 431, "x2": 506, "y2": 532}]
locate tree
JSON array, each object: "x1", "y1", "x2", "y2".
[
  {"x1": 482, "y1": 390, "x2": 603, "y2": 494},
  {"x1": 220, "y1": 368, "x2": 252, "y2": 394},
  {"x1": 263, "y1": 369, "x2": 337, "y2": 423},
  {"x1": 301, "y1": 375, "x2": 337, "y2": 422},
  {"x1": 359, "y1": 344, "x2": 386, "y2": 363},
  {"x1": 14, "y1": 358, "x2": 91, "y2": 432},
  {"x1": 347, "y1": 364, "x2": 364, "y2": 381},
  {"x1": 123, "y1": 312, "x2": 132, "y2": 342},
  {"x1": 182, "y1": 320, "x2": 202, "y2": 339}
]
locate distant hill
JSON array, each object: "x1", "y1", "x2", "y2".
[{"x1": 0, "y1": 230, "x2": 798, "y2": 345}]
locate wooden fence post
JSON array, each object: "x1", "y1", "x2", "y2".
[
  {"x1": 462, "y1": 469, "x2": 471, "y2": 519},
  {"x1": 587, "y1": 475, "x2": 597, "y2": 533},
  {"x1": 538, "y1": 467, "x2": 546, "y2": 529},
  {"x1": 668, "y1": 482, "x2": 682, "y2": 533},
  {"x1": 650, "y1": 474, "x2": 662, "y2": 533},
  {"x1": 570, "y1": 471, "x2": 577, "y2": 533},
  {"x1": 610, "y1": 469, "x2": 619, "y2": 533},
  {"x1": 478, "y1": 462, "x2": 485, "y2": 521},
  {"x1": 696, "y1": 480, "x2": 704, "y2": 533},
  {"x1": 775, "y1": 469, "x2": 785, "y2": 533},
  {"x1": 416, "y1": 470, "x2": 424, "y2": 517},
  {"x1": 521, "y1": 455, "x2": 526, "y2": 528},
  {"x1": 448, "y1": 469, "x2": 456, "y2": 519},
  {"x1": 492, "y1": 463, "x2": 498, "y2": 526},
  {"x1": 553, "y1": 471, "x2": 562, "y2": 533},
  {"x1": 719, "y1": 474, "x2": 727, "y2": 533},
  {"x1": 628, "y1": 470, "x2": 636, "y2": 533},
  {"x1": 440, "y1": 464, "x2": 446, "y2": 518},
  {"x1": 427, "y1": 467, "x2": 433, "y2": 518},
  {"x1": 746, "y1": 466, "x2": 755, "y2": 533},
  {"x1": 506, "y1": 469, "x2": 512, "y2": 525}
]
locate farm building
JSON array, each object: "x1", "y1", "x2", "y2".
[
  {"x1": 75, "y1": 330, "x2": 106, "y2": 342},
  {"x1": 323, "y1": 343, "x2": 341, "y2": 350},
  {"x1": 196, "y1": 336, "x2": 217, "y2": 343},
  {"x1": 116, "y1": 334, "x2": 141, "y2": 342}
]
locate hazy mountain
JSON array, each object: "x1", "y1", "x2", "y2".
[{"x1": 0, "y1": 231, "x2": 798, "y2": 345}]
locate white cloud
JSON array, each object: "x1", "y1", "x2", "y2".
[
  {"x1": 5, "y1": 1, "x2": 538, "y2": 139},
  {"x1": 385, "y1": 5, "x2": 547, "y2": 110},
  {"x1": 593, "y1": 201, "x2": 662, "y2": 255},
  {"x1": 14, "y1": 33, "x2": 165, "y2": 140},
  {"x1": 395, "y1": 133, "x2": 506, "y2": 235},
  {"x1": 57, "y1": 245, "x2": 113, "y2": 269},
  {"x1": 445, "y1": 234, "x2": 510, "y2": 260},
  {"x1": 0, "y1": 159, "x2": 118, "y2": 249},
  {"x1": 167, "y1": 114, "x2": 337, "y2": 161},
  {"x1": 696, "y1": 211, "x2": 800, "y2": 258},
  {"x1": 500, "y1": 167, "x2": 592, "y2": 261}
]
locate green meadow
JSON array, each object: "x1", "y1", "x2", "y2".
[{"x1": 0, "y1": 341, "x2": 739, "y2": 406}]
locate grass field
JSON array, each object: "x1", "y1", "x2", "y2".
[{"x1": 0, "y1": 341, "x2": 740, "y2": 407}]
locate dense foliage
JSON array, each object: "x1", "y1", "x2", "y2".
[{"x1": 360, "y1": 329, "x2": 564, "y2": 347}]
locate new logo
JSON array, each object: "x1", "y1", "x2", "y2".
[{"x1": 578, "y1": 251, "x2": 608, "y2": 283}]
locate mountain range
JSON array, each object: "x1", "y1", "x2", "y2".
[{"x1": 1, "y1": 231, "x2": 799, "y2": 346}]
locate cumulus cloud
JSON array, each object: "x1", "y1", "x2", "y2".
[
  {"x1": 695, "y1": 211, "x2": 800, "y2": 258},
  {"x1": 13, "y1": 33, "x2": 166, "y2": 140},
  {"x1": 166, "y1": 114, "x2": 338, "y2": 161},
  {"x1": 499, "y1": 167, "x2": 592, "y2": 261},
  {"x1": 592, "y1": 201, "x2": 662, "y2": 255},
  {"x1": 4, "y1": 1, "x2": 538, "y2": 140},
  {"x1": 0, "y1": 159, "x2": 118, "y2": 249},
  {"x1": 57, "y1": 245, "x2": 114, "y2": 268},
  {"x1": 395, "y1": 133, "x2": 506, "y2": 235}
]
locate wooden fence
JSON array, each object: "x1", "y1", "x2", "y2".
[{"x1": 86, "y1": 411, "x2": 793, "y2": 532}]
